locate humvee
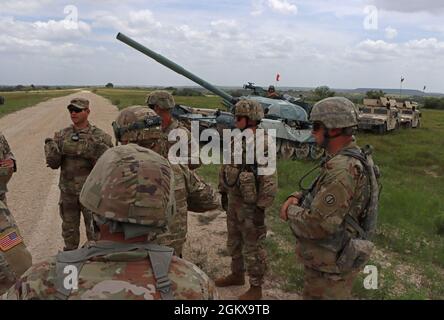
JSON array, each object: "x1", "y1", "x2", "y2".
[
  {"x1": 358, "y1": 97, "x2": 400, "y2": 134},
  {"x1": 396, "y1": 101, "x2": 421, "y2": 128}
]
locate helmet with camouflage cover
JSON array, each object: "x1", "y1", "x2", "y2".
[
  {"x1": 80, "y1": 144, "x2": 175, "y2": 228},
  {"x1": 310, "y1": 97, "x2": 359, "y2": 129},
  {"x1": 234, "y1": 99, "x2": 264, "y2": 121},
  {"x1": 113, "y1": 105, "x2": 163, "y2": 151},
  {"x1": 146, "y1": 90, "x2": 175, "y2": 110}
]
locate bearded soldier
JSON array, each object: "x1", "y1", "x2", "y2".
[
  {"x1": 2, "y1": 145, "x2": 216, "y2": 300},
  {"x1": 215, "y1": 99, "x2": 277, "y2": 300},
  {"x1": 44, "y1": 98, "x2": 113, "y2": 251},
  {"x1": 280, "y1": 97, "x2": 380, "y2": 299},
  {"x1": 112, "y1": 105, "x2": 218, "y2": 257}
]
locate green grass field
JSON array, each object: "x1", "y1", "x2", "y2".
[
  {"x1": 0, "y1": 90, "x2": 79, "y2": 117},
  {"x1": 95, "y1": 88, "x2": 444, "y2": 299},
  {"x1": 93, "y1": 88, "x2": 223, "y2": 110}
]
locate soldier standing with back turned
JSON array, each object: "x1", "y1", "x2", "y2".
[
  {"x1": 44, "y1": 98, "x2": 113, "y2": 251},
  {"x1": 280, "y1": 97, "x2": 380, "y2": 299}
]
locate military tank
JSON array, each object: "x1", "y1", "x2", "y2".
[{"x1": 116, "y1": 32, "x2": 323, "y2": 160}]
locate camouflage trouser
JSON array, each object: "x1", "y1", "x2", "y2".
[
  {"x1": 59, "y1": 191, "x2": 97, "y2": 251},
  {"x1": 226, "y1": 194, "x2": 267, "y2": 287},
  {"x1": 303, "y1": 266, "x2": 359, "y2": 300}
]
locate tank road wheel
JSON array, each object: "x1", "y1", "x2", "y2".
[
  {"x1": 309, "y1": 144, "x2": 324, "y2": 160},
  {"x1": 294, "y1": 143, "x2": 310, "y2": 160},
  {"x1": 280, "y1": 140, "x2": 295, "y2": 160}
]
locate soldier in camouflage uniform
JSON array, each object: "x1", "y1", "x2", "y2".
[
  {"x1": 112, "y1": 105, "x2": 218, "y2": 257},
  {"x1": 44, "y1": 98, "x2": 113, "y2": 251},
  {"x1": 215, "y1": 100, "x2": 278, "y2": 300},
  {"x1": 0, "y1": 132, "x2": 17, "y2": 205},
  {"x1": 146, "y1": 91, "x2": 219, "y2": 250},
  {"x1": 280, "y1": 97, "x2": 379, "y2": 300},
  {"x1": 2, "y1": 144, "x2": 217, "y2": 300},
  {"x1": 0, "y1": 200, "x2": 32, "y2": 295}
]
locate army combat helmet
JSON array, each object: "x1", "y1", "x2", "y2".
[
  {"x1": 113, "y1": 105, "x2": 163, "y2": 149},
  {"x1": 310, "y1": 97, "x2": 359, "y2": 129},
  {"x1": 234, "y1": 99, "x2": 264, "y2": 121},
  {"x1": 146, "y1": 90, "x2": 175, "y2": 110},
  {"x1": 80, "y1": 144, "x2": 175, "y2": 237}
]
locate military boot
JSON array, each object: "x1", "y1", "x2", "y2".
[
  {"x1": 238, "y1": 285, "x2": 262, "y2": 300},
  {"x1": 214, "y1": 273, "x2": 245, "y2": 287}
]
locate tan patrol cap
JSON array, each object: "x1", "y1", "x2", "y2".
[{"x1": 68, "y1": 98, "x2": 90, "y2": 110}]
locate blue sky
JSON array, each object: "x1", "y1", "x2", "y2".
[{"x1": 1, "y1": 0, "x2": 444, "y2": 92}]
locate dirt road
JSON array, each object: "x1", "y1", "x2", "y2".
[
  {"x1": 2, "y1": 91, "x2": 118, "y2": 262},
  {"x1": 2, "y1": 91, "x2": 299, "y2": 299}
]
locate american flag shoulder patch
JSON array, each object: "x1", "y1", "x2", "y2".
[{"x1": 0, "y1": 229, "x2": 23, "y2": 251}]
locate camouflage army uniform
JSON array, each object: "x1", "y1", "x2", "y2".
[
  {"x1": 146, "y1": 92, "x2": 219, "y2": 255},
  {"x1": 113, "y1": 105, "x2": 218, "y2": 257},
  {"x1": 0, "y1": 132, "x2": 17, "y2": 205},
  {"x1": 286, "y1": 97, "x2": 377, "y2": 300},
  {"x1": 0, "y1": 200, "x2": 32, "y2": 295},
  {"x1": 45, "y1": 121, "x2": 113, "y2": 250},
  {"x1": 218, "y1": 100, "x2": 277, "y2": 289},
  {"x1": 2, "y1": 145, "x2": 216, "y2": 300}
]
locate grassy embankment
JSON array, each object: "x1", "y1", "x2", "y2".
[
  {"x1": 0, "y1": 90, "x2": 79, "y2": 117},
  {"x1": 95, "y1": 88, "x2": 444, "y2": 299},
  {"x1": 93, "y1": 88, "x2": 223, "y2": 110}
]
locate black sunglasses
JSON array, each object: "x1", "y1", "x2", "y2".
[
  {"x1": 312, "y1": 122, "x2": 324, "y2": 132},
  {"x1": 148, "y1": 103, "x2": 156, "y2": 109},
  {"x1": 68, "y1": 107, "x2": 84, "y2": 114}
]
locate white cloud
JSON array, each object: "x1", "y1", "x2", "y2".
[
  {"x1": 0, "y1": 0, "x2": 55, "y2": 15},
  {"x1": 385, "y1": 26, "x2": 398, "y2": 39},
  {"x1": 250, "y1": 0, "x2": 298, "y2": 16},
  {"x1": 347, "y1": 38, "x2": 444, "y2": 63},
  {"x1": 267, "y1": 0, "x2": 298, "y2": 14}
]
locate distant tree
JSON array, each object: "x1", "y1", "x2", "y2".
[
  {"x1": 15, "y1": 85, "x2": 25, "y2": 91},
  {"x1": 313, "y1": 86, "x2": 335, "y2": 101},
  {"x1": 164, "y1": 86, "x2": 177, "y2": 91},
  {"x1": 424, "y1": 97, "x2": 444, "y2": 110},
  {"x1": 366, "y1": 90, "x2": 385, "y2": 99},
  {"x1": 172, "y1": 88, "x2": 203, "y2": 96},
  {"x1": 105, "y1": 83, "x2": 114, "y2": 88}
]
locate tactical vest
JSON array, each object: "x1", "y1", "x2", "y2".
[
  {"x1": 297, "y1": 145, "x2": 380, "y2": 264},
  {"x1": 54, "y1": 241, "x2": 175, "y2": 300}
]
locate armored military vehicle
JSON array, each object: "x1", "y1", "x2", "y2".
[
  {"x1": 358, "y1": 97, "x2": 400, "y2": 134},
  {"x1": 396, "y1": 101, "x2": 421, "y2": 128},
  {"x1": 116, "y1": 32, "x2": 324, "y2": 160}
]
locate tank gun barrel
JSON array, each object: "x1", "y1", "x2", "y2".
[{"x1": 116, "y1": 32, "x2": 236, "y2": 106}]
